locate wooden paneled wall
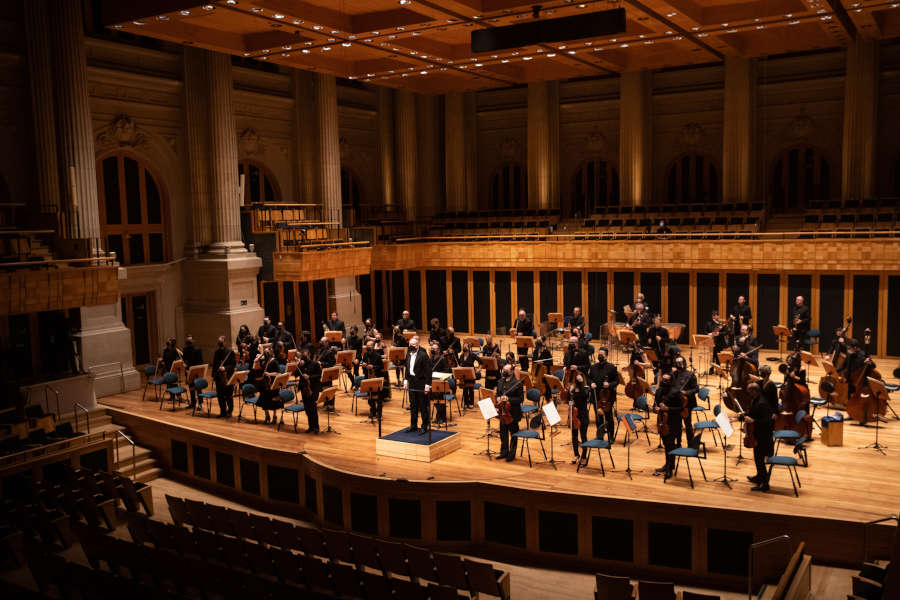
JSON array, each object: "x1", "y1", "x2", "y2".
[{"x1": 0, "y1": 265, "x2": 119, "y2": 316}]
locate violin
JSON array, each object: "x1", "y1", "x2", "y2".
[{"x1": 656, "y1": 404, "x2": 670, "y2": 437}]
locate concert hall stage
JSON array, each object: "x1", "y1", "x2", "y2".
[{"x1": 99, "y1": 349, "x2": 900, "y2": 590}]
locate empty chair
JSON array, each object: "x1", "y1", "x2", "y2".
[
  {"x1": 638, "y1": 579, "x2": 676, "y2": 600},
  {"x1": 403, "y1": 543, "x2": 438, "y2": 585},
  {"x1": 666, "y1": 432, "x2": 707, "y2": 488},
  {"x1": 594, "y1": 572, "x2": 634, "y2": 600},
  {"x1": 465, "y1": 559, "x2": 510, "y2": 600},
  {"x1": 321, "y1": 528, "x2": 355, "y2": 565},
  {"x1": 433, "y1": 552, "x2": 469, "y2": 591},
  {"x1": 238, "y1": 383, "x2": 260, "y2": 423},
  {"x1": 348, "y1": 533, "x2": 381, "y2": 573},
  {"x1": 160, "y1": 373, "x2": 184, "y2": 411},
  {"x1": 376, "y1": 539, "x2": 409, "y2": 577},
  {"x1": 192, "y1": 377, "x2": 217, "y2": 417}
]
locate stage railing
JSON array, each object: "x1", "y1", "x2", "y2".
[
  {"x1": 393, "y1": 229, "x2": 900, "y2": 243},
  {"x1": 863, "y1": 514, "x2": 898, "y2": 562},
  {"x1": 115, "y1": 429, "x2": 136, "y2": 480}
]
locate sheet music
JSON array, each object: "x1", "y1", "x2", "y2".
[
  {"x1": 716, "y1": 408, "x2": 734, "y2": 437},
  {"x1": 542, "y1": 402, "x2": 561, "y2": 426},
  {"x1": 432, "y1": 372, "x2": 453, "y2": 380},
  {"x1": 478, "y1": 398, "x2": 498, "y2": 420}
]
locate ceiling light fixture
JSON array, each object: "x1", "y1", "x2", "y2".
[
  {"x1": 666, "y1": 12, "x2": 677, "y2": 17},
  {"x1": 568, "y1": 50, "x2": 576, "y2": 54},
  {"x1": 523, "y1": 56, "x2": 533, "y2": 60},
  {"x1": 547, "y1": 53, "x2": 557, "y2": 57},
  {"x1": 226, "y1": 0, "x2": 238, "y2": 4},
  {"x1": 274, "y1": 13, "x2": 284, "y2": 19},
  {"x1": 342, "y1": 42, "x2": 351, "y2": 47},
  {"x1": 157, "y1": 15, "x2": 169, "y2": 21},
  {"x1": 202, "y1": 4, "x2": 214, "y2": 10},
  {"x1": 312, "y1": 24, "x2": 322, "y2": 30},
  {"x1": 322, "y1": 46, "x2": 331, "y2": 51},
  {"x1": 251, "y1": 7, "x2": 262, "y2": 13},
  {"x1": 133, "y1": 20, "x2": 145, "y2": 25},
  {"x1": 400, "y1": 0, "x2": 412, "y2": 4},
  {"x1": 180, "y1": 10, "x2": 190, "y2": 15},
  {"x1": 301, "y1": 49, "x2": 310, "y2": 53}
]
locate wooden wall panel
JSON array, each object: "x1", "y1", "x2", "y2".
[
  {"x1": 273, "y1": 247, "x2": 373, "y2": 282},
  {"x1": 0, "y1": 266, "x2": 119, "y2": 316}
]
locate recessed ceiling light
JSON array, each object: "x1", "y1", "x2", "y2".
[
  {"x1": 546, "y1": 53, "x2": 557, "y2": 57},
  {"x1": 133, "y1": 20, "x2": 145, "y2": 25},
  {"x1": 202, "y1": 4, "x2": 214, "y2": 10},
  {"x1": 420, "y1": 70, "x2": 427, "y2": 75},
  {"x1": 281, "y1": 53, "x2": 290, "y2": 57},
  {"x1": 262, "y1": 49, "x2": 270, "y2": 53},
  {"x1": 282, "y1": 45, "x2": 292, "y2": 49},
  {"x1": 342, "y1": 42, "x2": 351, "y2": 47},
  {"x1": 274, "y1": 13, "x2": 285, "y2": 19},
  {"x1": 474, "y1": 63, "x2": 482, "y2": 66},
  {"x1": 226, "y1": 0, "x2": 238, "y2": 4},
  {"x1": 251, "y1": 7, "x2": 262, "y2": 13},
  {"x1": 666, "y1": 12, "x2": 677, "y2": 17},
  {"x1": 399, "y1": 0, "x2": 411, "y2": 4},
  {"x1": 180, "y1": 10, "x2": 190, "y2": 15},
  {"x1": 260, "y1": 56, "x2": 267, "y2": 60},
  {"x1": 559, "y1": 44, "x2": 567, "y2": 49},
  {"x1": 292, "y1": 19, "x2": 303, "y2": 25},
  {"x1": 322, "y1": 46, "x2": 331, "y2": 51},
  {"x1": 243, "y1": 52, "x2": 250, "y2": 56},
  {"x1": 157, "y1": 15, "x2": 168, "y2": 21},
  {"x1": 473, "y1": 15, "x2": 481, "y2": 19},
  {"x1": 312, "y1": 25, "x2": 322, "y2": 30},
  {"x1": 301, "y1": 49, "x2": 310, "y2": 53},
  {"x1": 567, "y1": 50, "x2": 576, "y2": 54},
  {"x1": 620, "y1": 43, "x2": 628, "y2": 48},
  {"x1": 523, "y1": 56, "x2": 533, "y2": 60},
  {"x1": 331, "y1": 30, "x2": 339, "y2": 34},
  {"x1": 396, "y1": 26, "x2": 405, "y2": 31},
  {"x1": 327, "y1": 37, "x2": 335, "y2": 41},
  {"x1": 578, "y1": 3, "x2": 586, "y2": 7},
  {"x1": 788, "y1": 19, "x2": 800, "y2": 24},
  {"x1": 111, "y1": 24, "x2": 123, "y2": 29}
]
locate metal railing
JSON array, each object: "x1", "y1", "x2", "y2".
[
  {"x1": 747, "y1": 534, "x2": 791, "y2": 600},
  {"x1": 73, "y1": 403, "x2": 90, "y2": 434},
  {"x1": 115, "y1": 429, "x2": 136, "y2": 480},
  {"x1": 0, "y1": 430, "x2": 108, "y2": 468},
  {"x1": 43, "y1": 384, "x2": 61, "y2": 421},
  {"x1": 863, "y1": 514, "x2": 899, "y2": 563},
  {"x1": 88, "y1": 361, "x2": 126, "y2": 394}
]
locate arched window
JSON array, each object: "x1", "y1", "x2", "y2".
[
  {"x1": 490, "y1": 163, "x2": 526, "y2": 210},
  {"x1": 98, "y1": 153, "x2": 167, "y2": 266},
  {"x1": 665, "y1": 153, "x2": 719, "y2": 204},
  {"x1": 341, "y1": 167, "x2": 361, "y2": 225},
  {"x1": 238, "y1": 159, "x2": 281, "y2": 205},
  {"x1": 770, "y1": 146, "x2": 830, "y2": 211},
  {"x1": 573, "y1": 159, "x2": 619, "y2": 216}
]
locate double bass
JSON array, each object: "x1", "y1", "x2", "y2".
[
  {"x1": 624, "y1": 352, "x2": 650, "y2": 401},
  {"x1": 776, "y1": 356, "x2": 812, "y2": 436},
  {"x1": 846, "y1": 354, "x2": 888, "y2": 424},
  {"x1": 725, "y1": 344, "x2": 761, "y2": 412}
]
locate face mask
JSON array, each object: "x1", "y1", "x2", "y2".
[{"x1": 569, "y1": 344, "x2": 576, "y2": 352}]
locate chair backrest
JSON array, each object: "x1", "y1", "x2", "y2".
[
  {"x1": 278, "y1": 388, "x2": 294, "y2": 403},
  {"x1": 433, "y1": 552, "x2": 468, "y2": 589},
  {"x1": 193, "y1": 377, "x2": 208, "y2": 391},
  {"x1": 634, "y1": 395, "x2": 648, "y2": 411},
  {"x1": 638, "y1": 579, "x2": 676, "y2": 600},
  {"x1": 242, "y1": 383, "x2": 258, "y2": 397},
  {"x1": 795, "y1": 410, "x2": 807, "y2": 423},
  {"x1": 553, "y1": 369, "x2": 565, "y2": 380},
  {"x1": 688, "y1": 432, "x2": 704, "y2": 450},
  {"x1": 465, "y1": 559, "x2": 505, "y2": 599},
  {"x1": 163, "y1": 372, "x2": 178, "y2": 384},
  {"x1": 698, "y1": 387, "x2": 710, "y2": 400},
  {"x1": 526, "y1": 388, "x2": 541, "y2": 403},
  {"x1": 595, "y1": 572, "x2": 633, "y2": 600},
  {"x1": 144, "y1": 364, "x2": 157, "y2": 377},
  {"x1": 713, "y1": 404, "x2": 721, "y2": 416}
]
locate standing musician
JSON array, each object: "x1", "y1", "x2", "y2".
[
  {"x1": 568, "y1": 372, "x2": 591, "y2": 464},
  {"x1": 564, "y1": 336, "x2": 591, "y2": 377},
  {"x1": 258, "y1": 316, "x2": 277, "y2": 344},
  {"x1": 672, "y1": 355, "x2": 699, "y2": 441},
  {"x1": 758, "y1": 365, "x2": 779, "y2": 414},
  {"x1": 531, "y1": 337, "x2": 553, "y2": 367},
  {"x1": 653, "y1": 373, "x2": 683, "y2": 480},
  {"x1": 570, "y1": 306, "x2": 585, "y2": 332},
  {"x1": 839, "y1": 338, "x2": 870, "y2": 395},
  {"x1": 481, "y1": 336, "x2": 502, "y2": 390},
  {"x1": 360, "y1": 341, "x2": 389, "y2": 420},
  {"x1": 706, "y1": 310, "x2": 730, "y2": 366},
  {"x1": 430, "y1": 341, "x2": 450, "y2": 425},
  {"x1": 458, "y1": 344, "x2": 479, "y2": 409},
  {"x1": 512, "y1": 309, "x2": 534, "y2": 370},
  {"x1": 160, "y1": 338, "x2": 180, "y2": 373},
  {"x1": 730, "y1": 296, "x2": 752, "y2": 339},
  {"x1": 634, "y1": 292, "x2": 650, "y2": 315},
  {"x1": 297, "y1": 349, "x2": 321, "y2": 433},
  {"x1": 212, "y1": 336, "x2": 235, "y2": 418},
  {"x1": 829, "y1": 326, "x2": 848, "y2": 361},
  {"x1": 445, "y1": 327, "x2": 462, "y2": 358},
  {"x1": 496, "y1": 363, "x2": 524, "y2": 462},
  {"x1": 259, "y1": 348, "x2": 282, "y2": 424},
  {"x1": 429, "y1": 318, "x2": 448, "y2": 350},
  {"x1": 790, "y1": 296, "x2": 811, "y2": 351},
  {"x1": 325, "y1": 312, "x2": 346, "y2": 340},
  {"x1": 573, "y1": 327, "x2": 594, "y2": 358},
  {"x1": 628, "y1": 303, "x2": 651, "y2": 345},
  {"x1": 589, "y1": 349, "x2": 619, "y2": 441},
  {"x1": 745, "y1": 382, "x2": 774, "y2": 492},
  {"x1": 733, "y1": 324, "x2": 759, "y2": 367},
  {"x1": 403, "y1": 336, "x2": 432, "y2": 433},
  {"x1": 647, "y1": 315, "x2": 671, "y2": 379},
  {"x1": 397, "y1": 310, "x2": 416, "y2": 335},
  {"x1": 182, "y1": 335, "x2": 203, "y2": 409},
  {"x1": 348, "y1": 326, "x2": 363, "y2": 377}
]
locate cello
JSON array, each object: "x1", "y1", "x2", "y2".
[
  {"x1": 776, "y1": 354, "x2": 812, "y2": 436},
  {"x1": 846, "y1": 357, "x2": 888, "y2": 424},
  {"x1": 725, "y1": 344, "x2": 761, "y2": 412}
]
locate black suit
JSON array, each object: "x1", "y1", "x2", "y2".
[
  {"x1": 496, "y1": 373, "x2": 524, "y2": 458},
  {"x1": 300, "y1": 359, "x2": 321, "y2": 432},
  {"x1": 655, "y1": 385, "x2": 684, "y2": 475},
  {"x1": 397, "y1": 318, "x2": 415, "y2": 334},
  {"x1": 405, "y1": 347, "x2": 433, "y2": 431},
  {"x1": 212, "y1": 347, "x2": 236, "y2": 417},
  {"x1": 748, "y1": 394, "x2": 774, "y2": 483},
  {"x1": 325, "y1": 319, "x2": 345, "y2": 347},
  {"x1": 258, "y1": 323, "x2": 277, "y2": 342},
  {"x1": 513, "y1": 317, "x2": 534, "y2": 370},
  {"x1": 361, "y1": 349, "x2": 388, "y2": 418},
  {"x1": 183, "y1": 344, "x2": 203, "y2": 407},
  {"x1": 731, "y1": 303, "x2": 752, "y2": 337},
  {"x1": 589, "y1": 360, "x2": 619, "y2": 441},
  {"x1": 570, "y1": 314, "x2": 585, "y2": 331},
  {"x1": 673, "y1": 368, "x2": 698, "y2": 441},
  {"x1": 791, "y1": 304, "x2": 811, "y2": 350}
]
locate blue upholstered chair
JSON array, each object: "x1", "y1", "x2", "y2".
[
  {"x1": 774, "y1": 410, "x2": 806, "y2": 455},
  {"x1": 279, "y1": 389, "x2": 306, "y2": 432},
  {"x1": 766, "y1": 455, "x2": 802, "y2": 496},
  {"x1": 512, "y1": 429, "x2": 546, "y2": 467},
  {"x1": 143, "y1": 364, "x2": 166, "y2": 402},
  {"x1": 192, "y1": 377, "x2": 218, "y2": 417},
  {"x1": 161, "y1": 372, "x2": 185, "y2": 411},
  {"x1": 522, "y1": 388, "x2": 541, "y2": 429},
  {"x1": 666, "y1": 432, "x2": 707, "y2": 488},
  {"x1": 352, "y1": 376, "x2": 368, "y2": 416},
  {"x1": 238, "y1": 383, "x2": 259, "y2": 423},
  {"x1": 694, "y1": 404, "x2": 723, "y2": 447},
  {"x1": 578, "y1": 438, "x2": 614, "y2": 475}
]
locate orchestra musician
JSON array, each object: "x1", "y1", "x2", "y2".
[
  {"x1": 259, "y1": 348, "x2": 282, "y2": 424},
  {"x1": 235, "y1": 324, "x2": 253, "y2": 349},
  {"x1": 360, "y1": 340, "x2": 389, "y2": 420},
  {"x1": 733, "y1": 324, "x2": 759, "y2": 367},
  {"x1": 496, "y1": 363, "x2": 524, "y2": 462},
  {"x1": 634, "y1": 292, "x2": 650, "y2": 315},
  {"x1": 672, "y1": 355, "x2": 698, "y2": 441},
  {"x1": 791, "y1": 296, "x2": 811, "y2": 351},
  {"x1": 325, "y1": 312, "x2": 346, "y2": 340},
  {"x1": 445, "y1": 327, "x2": 462, "y2": 358},
  {"x1": 297, "y1": 330, "x2": 313, "y2": 354},
  {"x1": 363, "y1": 318, "x2": 377, "y2": 344},
  {"x1": 628, "y1": 303, "x2": 651, "y2": 345},
  {"x1": 161, "y1": 338, "x2": 180, "y2": 372},
  {"x1": 429, "y1": 317, "x2": 448, "y2": 350},
  {"x1": 275, "y1": 322, "x2": 295, "y2": 350},
  {"x1": 706, "y1": 310, "x2": 729, "y2": 366},
  {"x1": 570, "y1": 306, "x2": 585, "y2": 332},
  {"x1": 563, "y1": 336, "x2": 590, "y2": 377},
  {"x1": 297, "y1": 349, "x2": 321, "y2": 433},
  {"x1": 397, "y1": 310, "x2": 416, "y2": 335},
  {"x1": 348, "y1": 326, "x2": 363, "y2": 377},
  {"x1": 316, "y1": 338, "x2": 337, "y2": 369},
  {"x1": 830, "y1": 326, "x2": 848, "y2": 360},
  {"x1": 482, "y1": 335, "x2": 500, "y2": 359},
  {"x1": 731, "y1": 296, "x2": 752, "y2": 338},
  {"x1": 531, "y1": 337, "x2": 552, "y2": 366},
  {"x1": 568, "y1": 372, "x2": 591, "y2": 464},
  {"x1": 839, "y1": 338, "x2": 870, "y2": 395},
  {"x1": 589, "y1": 349, "x2": 619, "y2": 441},
  {"x1": 512, "y1": 309, "x2": 534, "y2": 370},
  {"x1": 430, "y1": 341, "x2": 450, "y2": 425},
  {"x1": 403, "y1": 336, "x2": 432, "y2": 433},
  {"x1": 647, "y1": 315, "x2": 670, "y2": 380},
  {"x1": 458, "y1": 344, "x2": 478, "y2": 409},
  {"x1": 182, "y1": 335, "x2": 203, "y2": 409},
  {"x1": 758, "y1": 365, "x2": 779, "y2": 414},
  {"x1": 212, "y1": 336, "x2": 235, "y2": 418},
  {"x1": 653, "y1": 373, "x2": 682, "y2": 480},
  {"x1": 745, "y1": 382, "x2": 774, "y2": 492},
  {"x1": 573, "y1": 327, "x2": 594, "y2": 357},
  {"x1": 258, "y1": 317, "x2": 277, "y2": 344},
  {"x1": 481, "y1": 336, "x2": 501, "y2": 390}
]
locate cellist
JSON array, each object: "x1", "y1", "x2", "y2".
[{"x1": 839, "y1": 338, "x2": 870, "y2": 395}]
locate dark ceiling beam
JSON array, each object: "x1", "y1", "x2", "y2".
[{"x1": 824, "y1": 0, "x2": 858, "y2": 40}]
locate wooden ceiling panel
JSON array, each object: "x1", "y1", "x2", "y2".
[{"x1": 102, "y1": 0, "x2": 900, "y2": 93}]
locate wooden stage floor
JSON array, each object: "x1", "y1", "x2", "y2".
[{"x1": 100, "y1": 349, "x2": 900, "y2": 526}]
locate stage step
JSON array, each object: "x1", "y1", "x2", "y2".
[{"x1": 83, "y1": 407, "x2": 165, "y2": 483}]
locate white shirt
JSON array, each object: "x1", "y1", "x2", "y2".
[{"x1": 409, "y1": 348, "x2": 417, "y2": 377}]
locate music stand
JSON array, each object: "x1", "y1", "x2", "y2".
[
  {"x1": 321, "y1": 366, "x2": 341, "y2": 413},
  {"x1": 516, "y1": 336, "x2": 534, "y2": 365},
  {"x1": 799, "y1": 351, "x2": 818, "y2": 385},
  {"x1": 711, "y1": 407, "x2": 737, "y2": 488},
  {"x1": 537, "y1": 402, "x2": 561, "y2": 470},
  {"x1": 860, "y1": 377, "x2": 889, "y2": 454},
  {"x1": 359, "y1": 378, "x2": 384, "y2": 434},
  {"x1": 462, "y1": 337, "x2": 482, "y2": 351},
  {"x1": 389, "y1": 346, "x2": 407, "y2": 390},
  {"x1": 431, "y1": 379, "x2": 455, "y2": 432},
  {"x1": 772, "y1": 325, "x2": 791, "y2": 362},
  {"x1": 717, "y1": 350, "x2": 734, "y2": 366},
  {"x1": 170, "y1": 359, "x2": 186, "y2": 385},
  {"x1": 318, "y1": 387, "x2": 340, "y2": 434},
  {"x1": 403, "y1": 330, "x2": 416, "y2": 342},
  {"x1": 225, "y1": 370, "x2": 248, "y2": 417},
  {"x1": 645, "y1": 349, "x2": 658, "y2": 363},
  {"x1": 613, "y1": 413, "x2": 643, "y2": 479},
  {"x1": 287, "y1": 348, "x2": 298, "y2": 362},
  {"x1": 480, "y1": 356, "x2": 499, "y2": 392},
  {"x1": 475, "y1": 390, "x2": 498, "y2": 459},
  {"x1": 336, "y1": 350, "x2": 356, "y2": 391},
  {"x1": 693, "y1": 334, "x2": 712, "y2": 383},
  {"x1": 325, "y1": 330, "x2": 343, "y2": 347},
  {"x1": 452, "y1": 366, "x2": 477, "y2": 414}
]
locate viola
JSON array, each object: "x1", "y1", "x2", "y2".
[
  {"x1": 497, "y1": 399, "x2": 513, "y2": 425},
  {"x1": 656, "y1": 404, "x2": 669, "y2": 437},
  {"x1": 743, "y1": 419, "x2": 758, "y2": 448}
]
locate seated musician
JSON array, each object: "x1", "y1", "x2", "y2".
[
  {"x1": 733, "y1": 324, "x2": 759, "y2": 367},
  {"x1": 706, "y1": 310, "x2": 728, "y2": 368},
  {"x1": 325, "y1": 312, "x2": 346, "y2": 343},
  {"x1": 160, "y1": 337, "x2": 179, "y2": 373},
  {"x1": 275, "y1": 322, "x2": 295, "y2": 350},
  {"x1": 839, "y1": 338, "x2": 871, "y2": 394},
  {"x1": 481, "y1": 335, "x2": 500, "y2": 359},
  {"x1": 212, "y1": 336, "x2": 236, "y2": 418},
  {"x1": 235, "y1": 324, "x2": 253, "y2": 350},
  {"x1": 259, "y1": 348, "x2": 282, "y2": 424},
  {"x1": 628, "y1": 303, "x2": 651, "y2": 345},
  {"x1": 297, "y1": 349, "x2": 320, "y2": 434},
  {"x1": 653, "y1": 374, "x2": 682, "y2": 481},
  {"x1": 757, "y1": 365, "x2": 779, "y2": 414},
  {"x1": 531, "y1": 338, "x2": 552, "y2": 366},
  {"x1": 783, "y1": 352, "x2": 807, "y2": 387},
  {"x1": 569, "y1": 306, "x2": 585, "y2": 332},
  {"x1": 589, "y1": 349, "x2": 619, "y2": 441},
  {"x1": 373, "y1": 332, "x2": 387, "y2": 356},
  {"x1": 445, "y1": 327, "x2": 462, "y2": 358},
  {"x1": 630, "y1": 344, "x2": 653, "y2": 372},
  {"x1": 573, "y1": 327, "x2": 594, "y2": 357},
  {"x1": 673, "y1": 356, "x2": 698, "y2": 441},
  {"x1": 258, "y1": 316, "x2": 277, "y2": 344},
  {"x1": 633, "y1": 292, "x2": 650, "y2": 315},
  {"x1": 429, "y1": 317, "x2": 448, "y2": 350},
  {"x1": 568, "y1": 372, "x2": 591, "y2": 465},
  {"x1": 360, "y1": 341, "x2": 389, "y2": 420},
  {"x1": 396, "y1": 310, "x2": 415, "y2": 335},
  {"x1": 512, "y1": 308, "x2": 534, "y2": 370},
  {"x1": 348, "y1": 326, "x2": 363, "y2": 377},
  {"x1": 430, "y1": 341, "x2": 450, "y2": 425},
  {"x1": 297, "y1": 330, "x2": 313, "y2": 354},
  {"x1": 363, "y1": 318, "x2": 377, "y2": 344},
  {"x1": 458, "y1": 344, "x2": 479, "y2": 408},
  {"x1": 563, "y1": 336, "x2": 590, "y2": 377},
  {"x1": 647, "y1": 316, "x2": 670, "y2": 380},
  {"x1": 829, "y1": 327, "x2": 848, "y2": 361},
  {"x1": 744, "y1": 382, "x2": 774, "y2": 492}
]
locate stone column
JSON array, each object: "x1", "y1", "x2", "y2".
[
  {"x1": 527, "y1": 81, "x2": 559, "y2": 210},
  {"x1": 183, "y1": 48, "x2": 211, "y2": 253},
  {"x1": 842, "y1": 38, "x2": 878, "y2": 204},
  {"x1": 49, "y1": 0, "x2": 100, "y2": 242},
  {"x1": 723, "y1": 57, "x2": 756, "y2": 204},
  {"x1": 394, "y1": 90, "x2": 418, "y2": 220},
  {"x1": 619, "y1": 71, "x2": 653, "y2": 207},
  {"x1": 315, "y1": 73, "x2": 342, "y2": 226},
  {"x1": 293, "y1": 71, "x2": 319, "y2": 206},
  {"x1": 24, "y1": 0, "x2": 60, "y2": 216},
  {"x1": 416, "y1": 94, "x2": 442, "y2": 217},
  {"x1": 377, "y1": 87, "x2": 396, "y2": 214},
  {"x1": 205, "y1": 51, "x2": 244, "y2": 252}
]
